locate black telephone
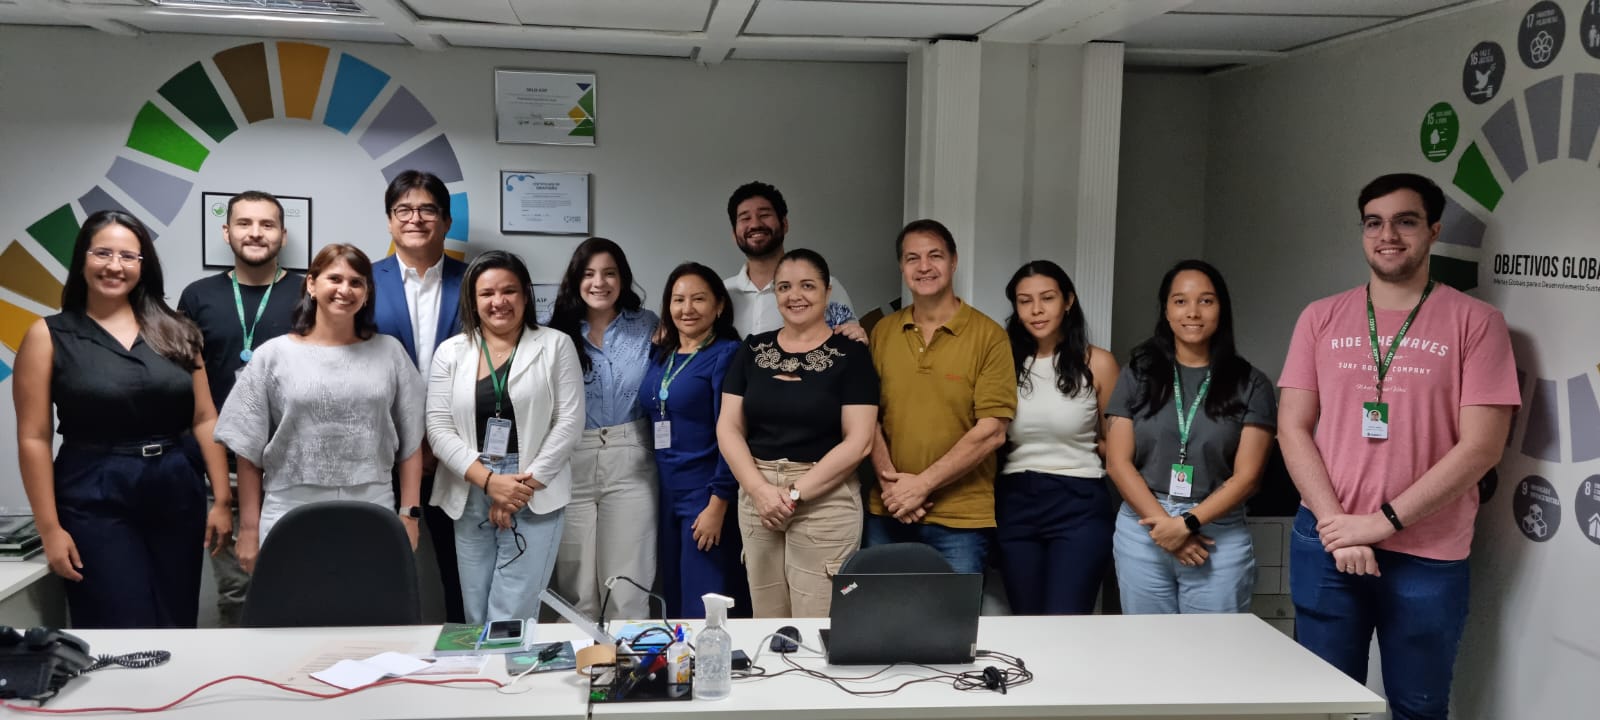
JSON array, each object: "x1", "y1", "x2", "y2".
[{"x1": 0, "y1": 625, "x2": 94, "y2": 702}]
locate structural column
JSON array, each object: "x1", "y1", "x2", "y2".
[
  {"x1": 1074, "y1": 42, "x2": 1123, "y2": 349},
  {"x1": 905, "y1": 39, "x2": 982, "y2": 300}
]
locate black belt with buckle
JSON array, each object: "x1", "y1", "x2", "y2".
[{"x1": 63, "y1": 434, "x2": 186, "y2": 458}]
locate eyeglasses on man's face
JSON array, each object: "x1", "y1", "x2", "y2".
[
  {"x1": 1360, "y1": 215, "x2": 1427, "y2": 238},
  {"x1": 86, "y1": 248, "x2": 143, "y2": 266},
  {"x1": 390, "y1": 204, "x2": 442, "y2": 222}
]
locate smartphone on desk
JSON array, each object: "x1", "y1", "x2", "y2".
[{"x1": 482, "y1": 619, "x2": 527, "y2": 651}]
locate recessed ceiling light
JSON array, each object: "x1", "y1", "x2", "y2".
[{"x1": 149, "y1": 1, "x2": 370, "y2": 18}]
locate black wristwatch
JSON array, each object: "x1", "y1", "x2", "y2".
[
  {"x1": 1181, "y1": 512, "x2": 1202, "y2": 533},
  {"x1": 398, "y1": 505, "x2": 423, "y2": 519}
]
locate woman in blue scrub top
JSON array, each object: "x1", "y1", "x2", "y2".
[{"x1": 639, "y1": 262, "x2": 749, "y2": 618}]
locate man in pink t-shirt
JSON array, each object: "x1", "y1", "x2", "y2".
[{"x1": 1278, "y1": 173, "x2": 1518, "y2": 720}]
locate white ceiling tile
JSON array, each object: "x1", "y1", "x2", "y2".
[
  {"x1": 1107, "y1": 12, "x2": 1386, "y2": 52},
  {"x1": 439, "y1": 29, "x2": 693, "y2": 57},
  {"x1": 403, "y1": 0, "x2": 519, "y2": 25},
  {"x1": 63, "y1": 0, "x2": 147, "y2": 6},
  {"x1": 730, "y1": 45, "x2": 907, "y2": 62},
  {"x1": 507, "y1": 0, "x2": 711, "y2": 32},
  {"x1": 747, "y1": 0, "x2": 1017, "y2": 39},
  {"x1": 1181, "y1": 0, "x2": 1458, "y2": 16},
  {"x1": 814, "y1": 0, "x2": 1026, "y2": 5}
]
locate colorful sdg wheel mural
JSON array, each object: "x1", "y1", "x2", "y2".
[{"x1": 0, "y1": 41, "x2": 472, "y2": 385}]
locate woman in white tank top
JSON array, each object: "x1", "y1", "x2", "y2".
[{"x1": 997, "y1": 261, "x2": 1120, "y2": 615}]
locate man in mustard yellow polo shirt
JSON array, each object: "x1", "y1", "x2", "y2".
[{"x1": 867, "y1": 219, "x2": 1015, "y2": 574}]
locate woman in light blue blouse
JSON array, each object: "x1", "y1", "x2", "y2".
[{"x1": 547, "y1": 238, "x2": 662, "y2": 621}]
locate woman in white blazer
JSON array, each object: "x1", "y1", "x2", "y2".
[{"x1": 427, "y1": 251, "x2": 584, "y2": 624}]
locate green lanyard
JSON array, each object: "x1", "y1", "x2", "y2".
[
  {"x1": 231, "y1": 267, "x2": 280, "y2": 362},
  {"x1": 1172, "y1": 369, "x2": 1211, "y2": 465},
  {"x1": 478, "y1": 333, "x2": 519, "y2": 417},
  {"x1": 1365, "y1": 280, "x2": 1434, "y2": 403},
  {"x1": 657, "y1": 338, "x2": 710, "y2": 417}
]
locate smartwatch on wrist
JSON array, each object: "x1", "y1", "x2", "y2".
[
  {"x1": 1381, "y1": 502, "x2": 1404, "y2": 531},
  {"x1": 398, "y1": 505, "x2": 422, "y2": 520},
  {"x1": 788, "y1": 486, "x2": 802, "y2": 504},
  {"x1": 1181, "y1": 511, "x2": 1202, "y2": 533}
]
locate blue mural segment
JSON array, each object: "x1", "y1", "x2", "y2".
[
  {"x1": 448, "y1": 193, "x2": 469, "y2": 241},
  {"x1": 323, "y1": 54, "x2": 390, "y2": 135}
]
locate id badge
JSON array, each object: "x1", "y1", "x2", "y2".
[
  {"x1": 1169, "y1": 463, "x2": 1194, "y2": 498},
  {"x1": 483, "y1": 417, "x2": 513, "y2": 459},
  {"x1": 654, "y1": 420, "x2": 672, "y2": 450},
  {"x1": 1362, "y1": 401, "x2": 1390, "y2": 440}
]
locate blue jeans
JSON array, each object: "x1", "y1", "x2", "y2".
[
  {"x1": 863, "y1": 513, "x2": 992, "y2": 575},
  {"x1": 1113, "y1": 498, "x2": 1255, "y2": 614},
  {"x1": 455, "y1": 454, "x2": 566, "y2": 624},
  {"x1": 1290, "y1": 507, "x2": 1468, "y2": 720},
  {"x1": 995, "y1": 471, "x2": 1113, "y2": 614}
]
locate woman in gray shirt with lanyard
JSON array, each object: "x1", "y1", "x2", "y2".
[{"x1": 1104, "y1": 260, "x2": 1275, "y2": 614}]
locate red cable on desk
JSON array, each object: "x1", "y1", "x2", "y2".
[{"x1": 0, "y1": 675, "x2": 504, "y2": 714}]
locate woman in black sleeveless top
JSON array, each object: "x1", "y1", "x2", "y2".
[{"x1": 12, "y1": 211, "x2": 233, "y2": 628}]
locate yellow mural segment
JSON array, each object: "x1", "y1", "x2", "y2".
[
  {"x1": 0, "y1": 241, "x2": 64, "y2": 309},
  {"x1": 279, "y1": 42, "x2": 331, "y2": 121},
  {"x1": 0, "y1": 298, "x2": 41, "y2": 353}
]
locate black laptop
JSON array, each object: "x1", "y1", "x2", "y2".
[{"x1": 821, "y1": 572, "x2": 982, "y2": 665}]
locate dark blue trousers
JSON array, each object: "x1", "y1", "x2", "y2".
[
  {"x1": 1290, "y1": 507, "x2": 1469, "y2": 720},
  {"x1": 657, "y1": 488, "x2": 749, "y2": 620},
  {"x1": 995, "y1": 471, "x2": 1114, "y2": 615},
  {"x1": 53, "y1": 439, "x2": 207, "y2": 628}
]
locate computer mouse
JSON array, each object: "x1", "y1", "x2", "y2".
[{"x1": 770, "y1": 626, "x2": 800, "y2": 653}]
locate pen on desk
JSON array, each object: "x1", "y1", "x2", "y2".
[{"x1": 474, "y1": 624, "x2": 488, "y2": 652}]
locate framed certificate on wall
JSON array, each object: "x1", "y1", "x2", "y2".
[
  {"x1": 495, "y1": 70, "x2": 597, "y2": 146},
  {"x1": 500, "y1": 171, "x2": 590, "y2": 235}
]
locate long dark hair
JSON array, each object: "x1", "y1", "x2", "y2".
[
  {"x1": 653, "y1": 262, "x2": 739, "y2": 364},
  {"x1": 458, "y1": 250, "x2": 539, "y2": 340},
  {"x1": 1126, "y1": 259, "x2": 1249, "y2": 419},
  {"x1": 549, "y1": 238, "x2": 644, "y2": 374},
  {"x1": 291, "y1": 243, "x2": 378, "y2": 339},
  {"x1": 62, "y1": 210, "x2": 200, "y2": 369},
  {"x1": 1004, "y1": 260, "x2": 1091, "y2": 397}
]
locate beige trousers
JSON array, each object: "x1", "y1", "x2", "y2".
[
  {"x1": 554, "y1": 421, "x2": 659, "y2": 621},
  {"x1": 738, "y1": 459, "x2": 862, "y2": 618}
]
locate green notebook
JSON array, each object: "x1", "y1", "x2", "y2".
[{"x1": 432, "y1": 622, "x2": 527, "y2": 655}]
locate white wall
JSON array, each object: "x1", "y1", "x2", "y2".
[
  {"x1": 0, "y1": 27, "x2": 906, "y2": 510},
  {"x1": 1206, "y1": 1, "x2": 1593, "y2": 718},
  {"x1": 1112, "y1": 70, "x2": 1209, "y2": 361}
]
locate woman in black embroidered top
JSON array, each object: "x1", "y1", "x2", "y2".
[
  {"x1": 13, "y1": 210, "x2": 233, "y2": 628},
  {"x1": 717, "y1": 248, "x2": 878, "y2": 618}
]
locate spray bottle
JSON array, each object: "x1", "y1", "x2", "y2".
[{"x1": 693, "y1": 593, "x2": 734, "y2": 701}]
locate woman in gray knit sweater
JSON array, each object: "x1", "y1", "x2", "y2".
[{"x1": 215, "y1": 243, "x2": 426, "y2": 574}]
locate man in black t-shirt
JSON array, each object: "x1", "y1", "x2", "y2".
[{"x1": 177, "y1": 190, "x2": 303, "y2": 626}]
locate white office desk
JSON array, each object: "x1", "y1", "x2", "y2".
[
  {"x1": 0, "y1": 558, "x2": 65, "y2": 628},
  {"x1": 590, "y1": 614, "x2": 1385, "y2": 720},
  {"x1": 31, "y1": 624, "x2": 592, "y2": 719}
]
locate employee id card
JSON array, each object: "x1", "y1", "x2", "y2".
[
  {"x1": 654, "y1": 420, "x2": 672, "y2": 450},
  {"x1": 1169, "y1": 463, "x2": 1194, "y2": 498},
  {"x1": 1362, "y1": 401, "x2": 1389, "y2": 440},
  {"x1": 484, "y1": 417, "x2": 514, "y2": 458}
]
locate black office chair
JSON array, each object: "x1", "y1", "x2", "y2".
[
  {"x1": 839, "y1": 542, "x2": 953, "y2": 574},
  {"x1": 241, "y1": 501, "x2": 422, "y2": 627}
]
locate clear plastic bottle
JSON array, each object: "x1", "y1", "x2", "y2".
[{"x1": 693, "y1": 593, "x2": 734, "y2": 701}]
